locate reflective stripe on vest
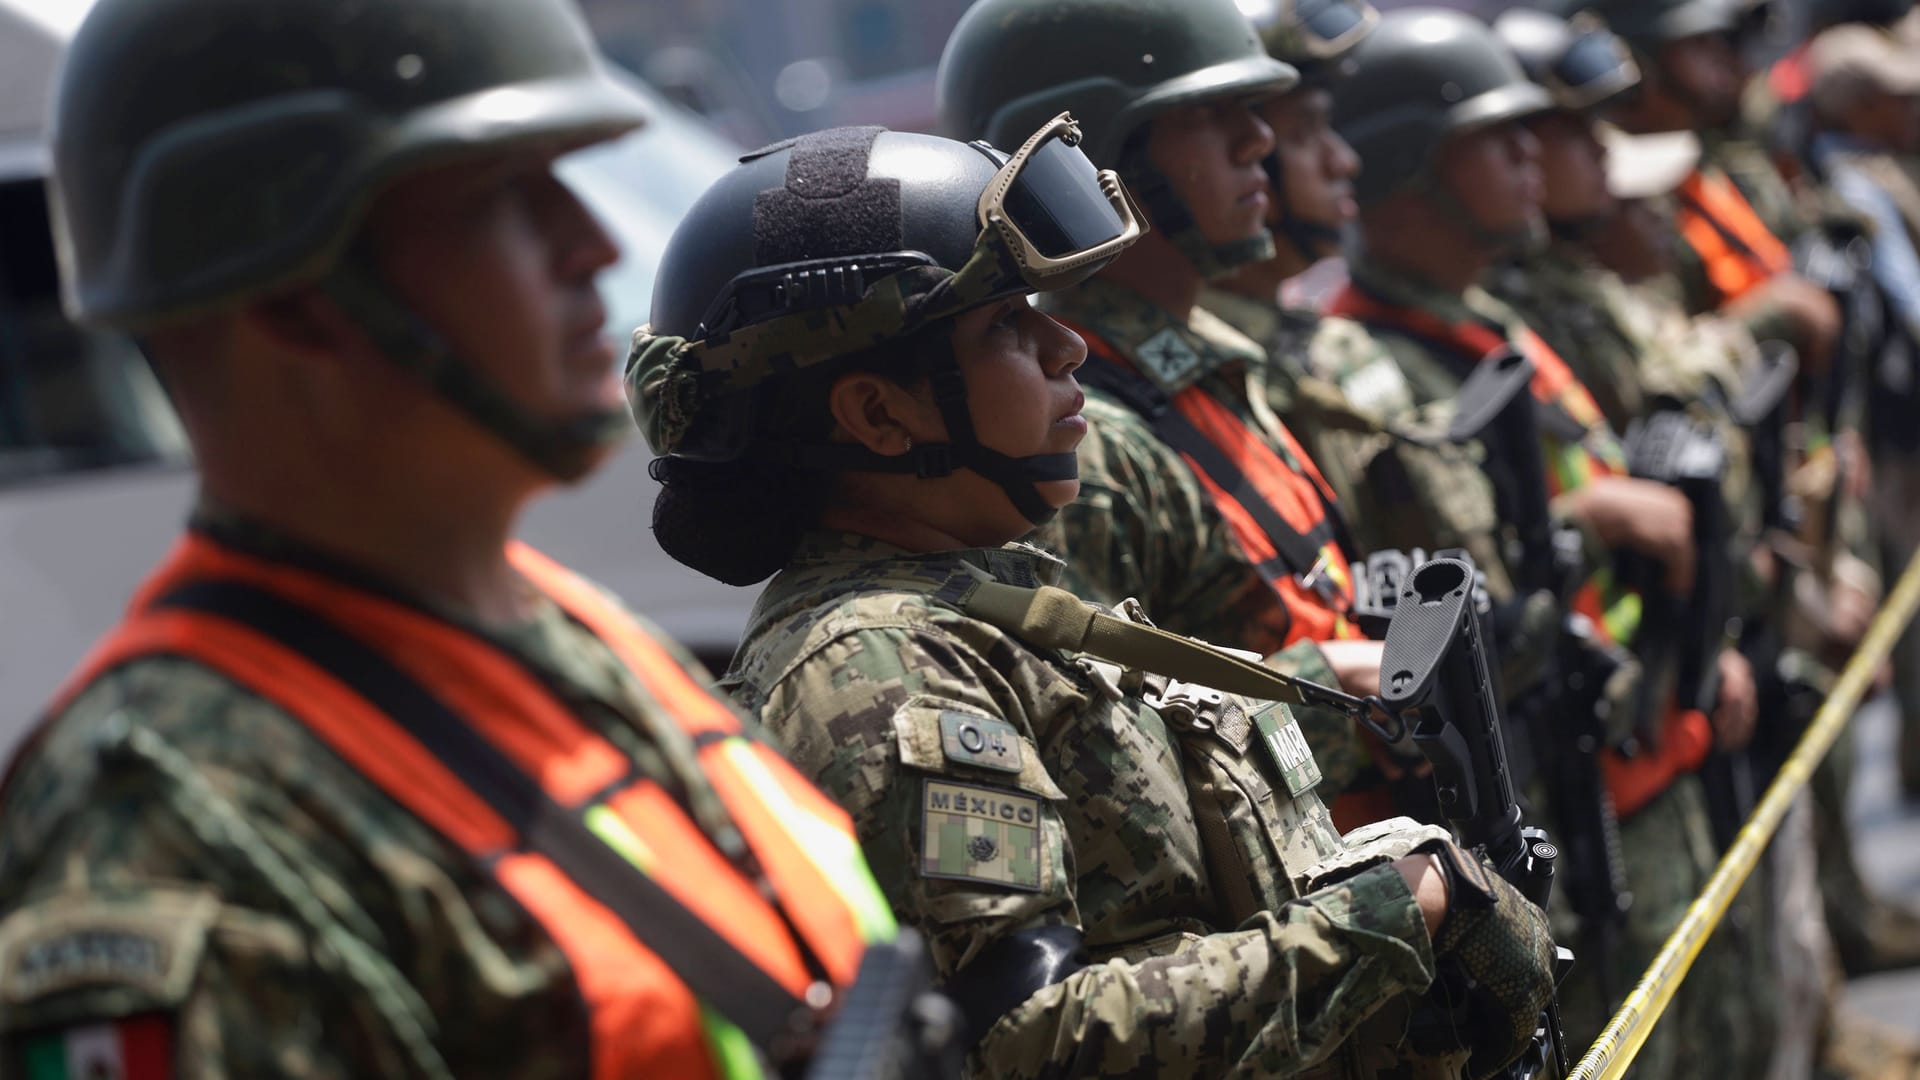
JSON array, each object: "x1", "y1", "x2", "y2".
[
  {"x1": 1065, "y1": 324, "x2": 1357, "y2": 646},
  {"x1": 1676, "y1": 168, "x2": 1793, "y2": 307},
  {"x1": 45, "y1": 534, "x2": 892, "y2": 1079},
  {"x1": 1328, "y1": 285, "x2": 1713, "y2": 814}
]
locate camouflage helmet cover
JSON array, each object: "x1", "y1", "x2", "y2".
[
  {"x1": 935, "y1": 0, "x2": 1299, "y2": 167},
  {"x1": 50, "y1": 0, "x2": 650, "y2": 329},
  {"x1": 1334, "y1": 7, "x2": 1554, "y2": 206}
]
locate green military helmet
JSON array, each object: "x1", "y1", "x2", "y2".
[
  {"x1": 1582, "y1": 0, "x2": 1740, "y2": 49},
  {"x1": 936, "y1": 0, "x2": 1298, "y2": 168},
  {"x1": 1494, "y1": 9, "x2": 1642, "y2": 112},
  {"x1": 1334, "y1": 7, "x2": 1553, "y2": 207},
  {"x1": 50, "y1": 0, "x2": 650, "y2": 330},
  {"x1": 1809, "y1": 0, "x2": 1915, "y2": 28},
  {"x1": 936, "y1": 0, "x2": 1296, "y2": 278},
  {"x1": 1240, "y1": 0, "x2": 1381, "y2": 80}
]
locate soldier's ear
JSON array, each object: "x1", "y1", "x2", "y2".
[{"x1": 826, "y1": 371, "x2": 939, "y2": 455}]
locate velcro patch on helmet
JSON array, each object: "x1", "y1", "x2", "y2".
[{"x1": 755, "y1": 126, "x2": 903, "y2": 265}]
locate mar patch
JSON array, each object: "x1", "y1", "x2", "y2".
[
  {"x1": 1135, "y1": 327, "x2": 1203, "y2": 389},
  {"x1": 920, "y1": 779, "x2": 1044, "y2": 891},
  {"x1": 1255, "y1": 705, "x2": 1324, "y2": 797}
]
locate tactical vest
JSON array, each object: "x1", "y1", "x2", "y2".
[
  {"x1": 1675, "y1": 167, "x2": 1793, "y2": 307},
  {"x1": 1063, "y1": 321, "x2": 1361, "y2": 646},
  {"x1": 38, "y1": 533, "x2": 892, "y2": 1080},
  {"x1": 1329, "y1": 286, "x2": 1714, "y2": 818}
]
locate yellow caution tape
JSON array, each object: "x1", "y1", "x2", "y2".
[{"x1": 1565, "y1": 548, "x2": 1920, "y2": 1080}]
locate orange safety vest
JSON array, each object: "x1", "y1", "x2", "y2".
[
  {"x1": 1676, "y1": 168, "x2": 1794, "y2": 308},
  {"x1": 1064, "y1": 322, "x2": 1359, "y2": 648},
  {"x1": 34, "y1": 533, "x2": 892, "y2": 1080},
  {"x1": 1328, "y1": 286, "x2": 1714, "y2": 818}
]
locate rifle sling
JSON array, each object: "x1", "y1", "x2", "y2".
[{"x1": 962, "y1": 578, "x2": 1358, "y2": 712}]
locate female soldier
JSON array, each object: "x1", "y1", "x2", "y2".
[{"x1": 626, "y1": 118, "x2": 1556, "y2": 1078}]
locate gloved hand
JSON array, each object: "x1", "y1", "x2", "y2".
[{"x1": 1414, "y1": 840, "x2": 1558, "y2": 1080}]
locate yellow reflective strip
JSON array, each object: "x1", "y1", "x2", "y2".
[
  {"x1": 1569, "y1": 547, "x2": 1920, "y2": 1079},
  {"x1": 700, "y1": 1008, "x2": 768, "y2": 1080},
  {"x1": 584, "y1": 804, "x2": 656, "y2": 874},
  {"x1": 720, "y1": 740, "x2": 899, "y2": 942}
]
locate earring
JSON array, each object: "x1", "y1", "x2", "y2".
[{"x1": 903, "y1": 436, "x2": 914, "y2": 453}]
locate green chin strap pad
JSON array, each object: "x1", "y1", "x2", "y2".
[
  {"x1": 323, "y1": 260, "x2": 632, "y2": 483},
  {"x1": 1122, "y1": 151, "x2": 1278, "y2": 281}
]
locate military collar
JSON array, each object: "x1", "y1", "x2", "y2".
[
  {"x1": 787, "y1": 530, "x2": 1064, "y2": 588},
  {"x1": 1196, "y1": 285, "x2": 1288, "y2": 351},
  {"x1": 1041, "y1": 277, "x2": 1263, "y2": 397},
  {"x1": 1346, "y1": 255, "x2": 1485, "y2": 330}
]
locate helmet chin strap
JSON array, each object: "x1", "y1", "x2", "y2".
[
  {"x1": 1422, "y1": 172, "x2": 1546, "y2": 258},
  {"x1": 322, "y1": 256, "x2": 632, "y2": 484},
  {"x1": 758, "y1": 354, "x2": 1077, "y2": 527},
  {"x1": 1262, "y1": 153, "x2": 1347, "y2": 263},
  {"x1": 1121, "y1": 153, "x2": 1278, "y2": 281}
]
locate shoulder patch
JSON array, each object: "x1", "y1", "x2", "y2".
[
  {"x1": 14, "y1": 1014, "x2": 176, "y2": 1079},
  {"x1": 0, "y1": 890, "x2": 218, "y2": 1014},
  {"x1": 937, "y1": 712, "x2": 1022, "y2": 774},
  {"x1": 920, "y1": 779, "x2": 1045, "y2": 892},
  {"x1": 1135, "y1": 327, "x2": 1203, "y2": 388}
]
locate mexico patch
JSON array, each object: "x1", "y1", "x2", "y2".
[{"x1": 920, "y1": 779, "x2": 1044, "y2": 891}]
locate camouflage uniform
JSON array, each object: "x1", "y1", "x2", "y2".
[
  {"x1": 723, "y1": 529, "x2": 1499, "y2": 1078},
  {"x1": 1200, "y1": 286, "x2": 1520, "y2": 601},
  {"x1": 0, "y1": 518, "x2": 757, "y2": 1078},
  {"x1": 1030, "y1": 279, "x2": 1374, "y2": 796},
  {"x1": 1339, "y1": 255, "x2": 1734, "y2": 1075}
]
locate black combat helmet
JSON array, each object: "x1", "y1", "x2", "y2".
[
  {"x1": 1334, "y1": 7, "x2": 1553, "y2": 207},
  {"x1": 936, "y1": 0, "x2": 1299, "y2": 278},
  {"x1": 630, "y1": 119, "x2": 1143, "y2": 525}
]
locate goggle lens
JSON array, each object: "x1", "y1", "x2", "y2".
[{"x1": 1001, "y1": 136, "x2": 1129, "y2": 258}]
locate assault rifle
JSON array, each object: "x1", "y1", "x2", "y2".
[
  {"x1": 805, "y1": 930, "x2": 965, "y2": 1080},
  {"x1": 1379, "y1": 555, "x2": 1572, "y2": 1080},
  {"x1": 1461, "y1": 349, "x2": 1634, "y2": 1006},
  {"x1": 1622, "y1": 410, "x2": 1751, "y2": 852}
]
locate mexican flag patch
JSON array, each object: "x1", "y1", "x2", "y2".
[{"x1": 20, "y1": 1015, "x2": 172, "y2": 1080}]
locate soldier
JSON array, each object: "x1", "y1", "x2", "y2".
[
  {"x1": 1804, "y1": 23, "x2": 1920, "y2": 804},
  {"x1": 935, "y1": 0, "x2": 1403, "y2": 819},
  {"x1": 1591, "y1": 0, "x2": 1845, "y2": 374},
  {"x1": 0, "y1": 0, "x2": 900, "y2": 1076},
  {"x1": 628, "y1": 115, "x2": 1558, "y2": 1079},
  {"x1": 1601, "y1": 0, "x2": 1920, "y2": 980},
  {"x1": 1324, "y1": 9, "x2": 1754, "y2": 1074}
]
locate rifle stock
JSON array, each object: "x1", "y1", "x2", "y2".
[{"x1": 1381, "y1": 556, "x2": 1571, "y2": 1079}]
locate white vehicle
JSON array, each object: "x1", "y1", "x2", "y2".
[{"x1": 0, "y1": 0, "x2": 758, "y2": 752}]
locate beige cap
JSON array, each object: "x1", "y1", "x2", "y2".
[
  {"x1": 1810, "y1": 23, "x2": 1920, "y2": 114},
  {"x1": 1600, "y1": 125, "x2": 1702, "y2": 200}
]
